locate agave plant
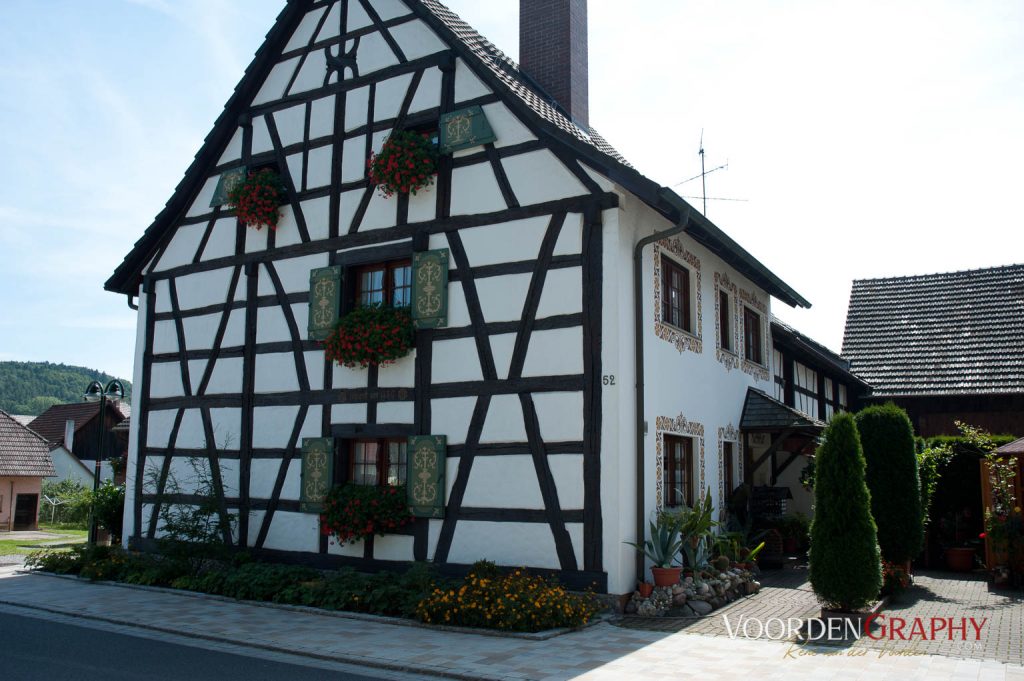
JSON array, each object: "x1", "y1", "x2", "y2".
[{"x1": 626, "y1": 518, "x2": 683, "y2": 568}]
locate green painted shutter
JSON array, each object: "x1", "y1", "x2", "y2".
[
  {"x1": 308, "y1": 266, "x2": 342, "y2": 340},
  {"x1": 300, "y1": 437, "x2": 334, "y2": 513},
  {"x1": 439, "y1": 106, "x2": 496, "y2": 154},
  {"x1": 411, "y1": 249, "x2": 448, "y2": 329},
  {"x1": 210, "y1": 166, "x2": 247, "y2": 207},
  {"x1": 407, "y1": 435, "x2": 446, "y2": 518}
]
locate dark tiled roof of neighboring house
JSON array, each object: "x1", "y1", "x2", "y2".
[
  {"x1": 740, "y1": 388, "x2": 826, "y2": 432},
  {"x1": 0, "y1": 410, "x2": 56, "y2": 477},
  {"x1": 104, "y1": 0, "x2": 810, "y2": 310},
  {"x1": 27, "y1": 401, "x2": 129, "y2": 447},
  {"x1": 842, "y1": 263, "x2": 1024, "y2": 397}
]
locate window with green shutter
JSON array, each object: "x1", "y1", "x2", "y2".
[
  {"x1": 411, "y1": 249, "x2": 448, "y2": 329},
  {"x1": 300, "y1": 437, "x2": 334, "y2": 513},
  {"x1": 439, "y1": 106, "x2": 496, "y2": 154},
  {"x1": 308, "y1": 266, "x2": 342, "y2": 340},
  {"x1": 407, "y1": 435, "x2": 446, "y2": 518}
]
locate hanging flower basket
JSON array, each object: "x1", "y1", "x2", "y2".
[
  {"x1": 367, "y1": 130, "x2": 438, "y2": 198},
  {"x1": 323, "y1": 305, "x2": 414, "y2": 368},
  {"x1": 320, "y1": 483, "x2": 414, "y2": 544},
  {"x1": 228, "y1": 168, "x2": 287, "y2": 230}
]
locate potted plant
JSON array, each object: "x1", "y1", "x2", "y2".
[
  {"x1": 637, "y1": 581, "x2": 654, "y2": 598},
  {"x1": 626, "y1": 518, "x2": 684, "y2": 586},
  {"x1": 320, "y1": 484, "x2": 413, "y2": 544},
  {"x1": 367, "y1": 130, "x2": 438, "y2": 198},
  {"x1": 228, "y1": 167, "x2": 287, "y2": 230}
]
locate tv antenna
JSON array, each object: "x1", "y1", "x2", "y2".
[
  {"x1": 699, "y1": 129, "x2": 706, "y2": 215},
  {"x1": 669, "y1": 130, "x2": 740, "y2": 215}
]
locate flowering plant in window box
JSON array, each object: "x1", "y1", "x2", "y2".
[
  {"x1": 228, "y1": 168, "x2": 287, "y2": 230},
  {"x1": 367, "y1": 130, "x2": 438, "y2": 198},
  {"x1": 323, "y1": 304, "x2": 414, "y2": 368},
  {"x1": 320, "y1": 483, "x2": 413, "y2": 544}
]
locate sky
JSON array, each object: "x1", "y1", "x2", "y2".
[{"x1": 1, "y1": 0, "x2": 1022, "y2": 382}]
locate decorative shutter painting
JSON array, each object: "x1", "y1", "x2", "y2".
[
  {"x1": 411, "y1": 249, "x2": 449, "y2": 329},
  {"x1": 210, "y1": 166, "x2": 247, "y2": 207},
  {"x1": 407, "y1": 435, "x2": 446, "y2": 518},
  {"x1": 439, "y1": 105, "x2": 496, "y2": 154},
  {"x1": 308, "y1": 266, "x2": 342, "y2": 340},
  {"x1": 300, "y1": 437, "x2": 333, "y2": 513}
]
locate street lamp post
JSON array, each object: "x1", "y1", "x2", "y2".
[{"x1": 84, "y1": 379, "x2": 125, "y2": 546}]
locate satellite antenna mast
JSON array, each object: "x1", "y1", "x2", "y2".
[{"x1": 699, "y1": 129, "x2": 707, "y2": 216}]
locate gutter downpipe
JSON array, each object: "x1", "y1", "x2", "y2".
[{"x1": 633, "y1": 208, "x2": 691, "y2": 583}]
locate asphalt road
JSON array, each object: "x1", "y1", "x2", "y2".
[{"x1": 0, "y1": 610, "x2": 429, "y2": 681}]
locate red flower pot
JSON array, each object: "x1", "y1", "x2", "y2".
[
  {"x1": 637, "y1": 582, "x2": 654, "y2": 598},
  {"x1": 650, "y1": 566, "x2": 682, "y2": 587},
  {"x1": 946, "y1": 547, "x2": 975, "y2": 572}
]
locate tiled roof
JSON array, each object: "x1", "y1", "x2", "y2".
[
  {"x1": 27, "y1": 401, "x2": 129, "y2": 446},
  {"x1": 0, "y1": 410, "x2": 55, "y2": 477},
  {"x1": 842, "y1": 264, "x2": 1024, "y2": 397},
  {"x1": 419, "y1": 0, "x2": 630, "y2": 166},
  {"x1": 740, "y1": 388, "x2": 826, "y2": 432}
]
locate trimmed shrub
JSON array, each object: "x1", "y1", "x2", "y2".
[
  {"x1": 856, "y1": 403, "x2": 923, "y2": 564},
  {"x1": 809, "y1": 412, "x2": 882, "y2": 610}
]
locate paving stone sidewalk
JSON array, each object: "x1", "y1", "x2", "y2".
[
  {"x1": 618, "y1": 567, "x2": 1024, "y2": 665},
  {"x1": 1, "y1": 571, "x2": 1022, "y2": 680}
]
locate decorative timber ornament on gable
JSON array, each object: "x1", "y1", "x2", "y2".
[
  {"x1": 308, "y1": 265, "x2": 342, "y2": 340},
  {"x1": 210, "y1": 166, "x2": 247, "y2": 207},
  {"x1": 439, "y1": 105, "x2": 496, "y2": 154},
  {"x1": 300, "y1": 437, "x2": 333, "y2": 513},
  {"x1": 325, "y1": 41, "x2": 359, "y2": 80},
  {"x1": 408, "y1": 435, "x2": 446, "y2": 518},
  {"x1": 411, "y1": 249, "x2": 449, "y2": 329}
]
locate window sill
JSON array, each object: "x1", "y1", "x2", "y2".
[{"x1": 661, "y1": 320, "x2": 700, "y2": 342}]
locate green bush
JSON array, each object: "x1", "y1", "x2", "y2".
[
  {"x1": 24, "y1": 549, "x2": 83, "y2": 574},
  {"x1": 856, "y1": 404, "x2": 923, "y2": 564},
  {"x1": 90, "y1": 480, "x2": 126, "y2": 543},
  {"x1": 809, "y1": 413, "x2": 882, "y2": 610},
  {"x1": 40, "y1": 479, "x2": 92, "y2": 527}
]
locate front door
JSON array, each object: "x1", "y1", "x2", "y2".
[{"x1": 13, "y1": 494, "x2": 38, "y2": 530}]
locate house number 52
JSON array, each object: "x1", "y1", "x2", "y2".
[{"x1": 602, "y1": 375, "x2": 616, "y2": 386}]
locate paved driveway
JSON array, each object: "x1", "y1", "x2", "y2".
[{"x1": 617, "y1": 567, "x2": 1024, "y2": 665}]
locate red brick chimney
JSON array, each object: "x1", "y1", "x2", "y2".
[{"x1": 519, "y1": 0, "x2": 589, "y2": 129}]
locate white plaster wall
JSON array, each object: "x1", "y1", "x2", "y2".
[
  {"x1": 462, "y1": 455, "x2": 543, "y2": 509},
  {"x1": 274, "y1": 104, "x2": 307, "y2": 147},
  {"x1": 447, "y1": 521, "x2": 560, "y2": 570},
  {"x1": 173, "y1": 268, "x2": 236, "y2": 311},
  {"x1": 391, "y1": 19, "x2": 447, "y2": 61},
  {"x1": 249, "y1": 458, "x2": 301, "y2": 501},
  {"x1": 476, "y1": 273, "x2": 530, "y2": 323},
  {"x1": 479, "y1": 394, "x2": 526, "y2": 443},
  {"x1": 533, "y1": 392, "x2": 584, "y2": 442},
  {"x1": 482, "y1": 102, "x2": 537, "y2": 149},
  {"x1": 331, "y1": 403, "x2": 367, "y2": 423},
  {"x1": 450, "y1": 163, "x2": 506, "y2": 216},
  {"x1": 459, "y1": 217, "x2": 545, "y2": 266},
  {"x1": 502, "y1": 150, "x2": 588, "y2": 205},
  {"x1": 154, "y1": 223, "x2": 205, "y2": 271},
  {"x1": 377, "y1": 353, "x2": 415, "y2": 387},
  {"x1": 257, "y1": 253, "x2": 329, "y2": 295},
  {"x1": 454, "y1": 58, "x2": 491, "y2": 102},
  {"x1": 489, "y1": 333, "x2": 516, "y2": 380},
  {"x1": 263, "y1": 510, "x2": 320, "y2": 553},
  {"x1": 522, "y1": 327, "x2": 583, "y2": 377},
  {"x1": 182, "y1": 312, "x2": 227, "y2": 351},
  {"x1": 409, "y1": 66, "x2": 441, "y2": 114},
  {"x1": 199, "y1": 218, "x2": 238, "y2": 261},
  {"x1": 431, "y1": 337, "x2": 483, "y2": 383},
  {"x1": 552, "y1": 212, "x2": 584, "y2": 256},
  {"x1": 536, "y1": 268, "x2": 582, "y2": 318},
  {"x1": 185, "y1": 176, "x2": 220, "y2": 218},
  {"x1": 48, "y1": 448, "x2": 94, "y2": 487},
  {"x1": 355, "y1": 32, "x2": 400, "y2": 76},
  {"x1": 251, "y1": 406, "x2": 300, "y2": 448},
  {"x1": 430, "y1": 397, "x2": 476, "y2": 445},
  {"x1": 149, "y1": 362, "x2": 184, "y2": 399},
  {"x1": 373, "y1": 533, "x2": 415, "y2": 562},
  {"x1": 377, "y1": 401, "x2": 413, "y2": 424},
  {"x1": 152, "y1": 321, "x2": 178, "y2": 354},
  {"x1": 122, "y1": 289, "x2": 147, "y2": 545},
  {"x1": 548, "y1": 454, "x2": 584, "y2": 510},
  {"x1": 374, "y1": 73, "x2": 414, "y2": 122}
]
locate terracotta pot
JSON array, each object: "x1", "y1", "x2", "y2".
[
  {"x1": 783, "y1": 537, "x2": 799, "y2": 554},
  {"x1": 946, "y1": 547, "x2": 975, "y2": 572},
  {"x1": 651, "y1": 566, "x2": 682, "y2": 587},
  {"x1": 637, "y1": 581, "x2": 654, "y2": 598}
]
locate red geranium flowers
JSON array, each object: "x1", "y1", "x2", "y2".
[
  {"x1": 367, "y1": 130, "x2": 438, "y2": 198},
  {"x1": 228, "y1": 168, "x2": 286, "y2": 230}
]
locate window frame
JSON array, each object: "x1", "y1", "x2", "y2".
[
  {"x1": 723, "y1": 440, "x2": 736, "y2": 497},
  {"x1": 344, "y1": 437, "x2": 409, "y2": 488},
  {"x1": 661, "y1": 256, "x2": 693, "y2": 334},
  {"x1": 663, "y1": 434, "x2": 694, "y2": 508},
  {"x1": 353, "y1": 258, "x2": 412, "y2": 310},
  {"x1": 743, "y1": 305, "x2": 764, "y2": 366},
  {"x1": 718, "y1": 288, "x2": 733, "y2": 353}
]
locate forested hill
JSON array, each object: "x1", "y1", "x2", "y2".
[{"x1": 0, "y1": 361, "x2": 132, "y2": 416}]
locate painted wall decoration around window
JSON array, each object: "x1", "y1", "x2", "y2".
[
  {"x1": 655, "y1": 414, "x2": 705, "y2": 512},
  {"x1": 713, "y1": 272, "x2": 740, "y2": 371},
  {"x1": 652, "y1": 239, "x2": 702, "y2": 355}
]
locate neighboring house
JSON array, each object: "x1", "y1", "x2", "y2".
[
  {"x1": 0, "y1": 410, "x2": 56, "y2": 531},
  {"x1": 104, "y1": 0, "x2": 822, "y2": 594},
  {"x1": 843, "y1": 264, "x2": 1024, "y2": 437},
  {"x1": 739, "y1": 317, "x2": 870, "y2": 518},
  {"x1": 47, "y1": 445, "x2": 95, "y2": 487},
  {"x1": 29, "y1": 401, "x2": 129, "y2": 483}
]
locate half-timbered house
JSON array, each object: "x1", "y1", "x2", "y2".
[{"x1": 106, "y1": 0, "x2": 816, "y2": 594}]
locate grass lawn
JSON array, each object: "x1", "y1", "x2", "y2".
[{"x1": 0, "y1": 525, "x2": 88, "y2": 556}]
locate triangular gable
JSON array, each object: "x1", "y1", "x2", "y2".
[{"x1": 105, "y1": 0, "x2": 808, "y2": 308}]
